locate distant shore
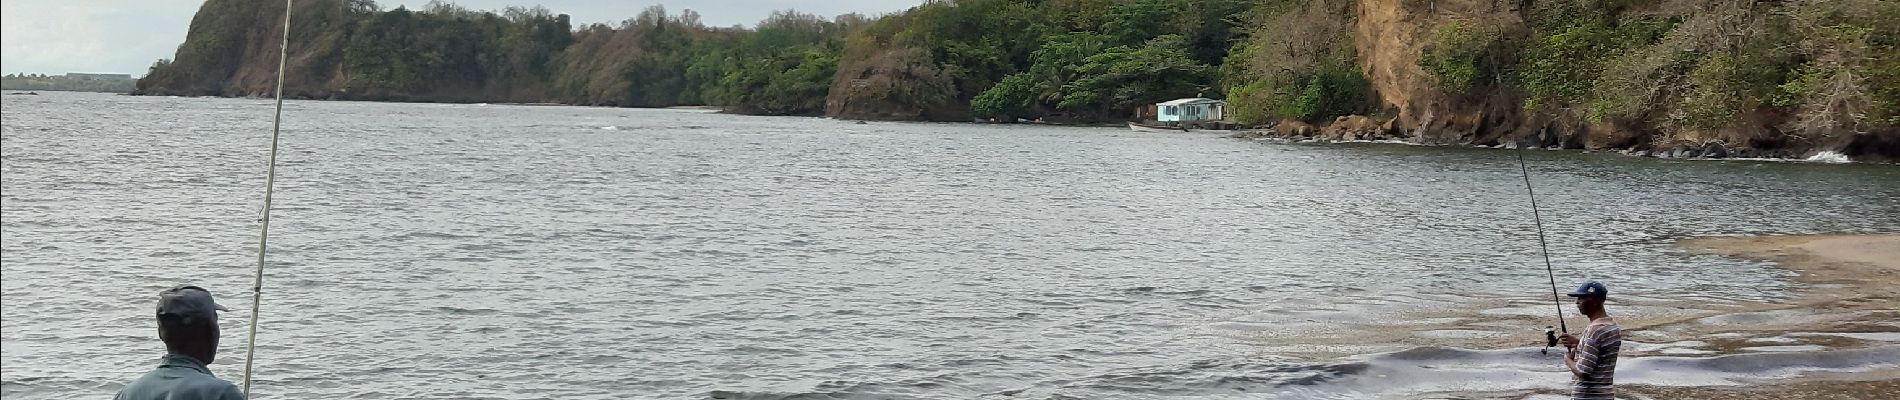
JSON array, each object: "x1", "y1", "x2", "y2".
[{"x1": 1226, "y1": 128, "x2": 1900, "y2": 164}]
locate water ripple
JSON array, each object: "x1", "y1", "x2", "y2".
[{"x1": 5, "y1": 92, "x2": 1899, "y2": 399}]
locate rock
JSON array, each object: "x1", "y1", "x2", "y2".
[
  {"x1": 1700, "y1": 142, "x2": 1728, "y2": 158},
  {"x1": 1840, "y1": 130, "x2": 1900, "y2": 162},
  {"x1": 1522, "y1": 133, "x2": 1546, "y2": 149},
  {"x1": 1322, "y1": 115, "x2": 1380, "y2": 141},
  {"x1": 1668, "y1": 145, "x2": 1698, "y2": 158},
  {"x1": 1276, "y1": 120, "x2": 1316, "y2": 137},
  {"x1": 1227, "y1": 130, "x2": 1268, "y2": 139},
  {"x1": 1560, "y1": 133, "x2": 1587, "y2": 149}
]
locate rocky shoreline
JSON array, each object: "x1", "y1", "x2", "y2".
[
  {"x1": 1224, "y1": 116, "x2": 1900, "y2": 163},
  {"x1": 119, "y1": 86, "x2": 1900, "y2": 162}
]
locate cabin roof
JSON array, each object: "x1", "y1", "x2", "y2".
[{"x1": 1157, "y1": 98, "x2": 1223, "y2": 106}]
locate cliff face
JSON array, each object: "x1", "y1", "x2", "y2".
[
  {"x1": 137, "y1": 0, "x2": 357, "y2": 99},
  {"x1": 138, "y1": 0, "x2": 290, "y2": 97},
  {"x1": 1354, "y1": 0, "x2": 1514, "y2": 145}
]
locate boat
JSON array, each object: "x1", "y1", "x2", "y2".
[{"x1": 1128, "y1": 121, "x2": 1187, "y2": 132}]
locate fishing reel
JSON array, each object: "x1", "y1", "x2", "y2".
[{"x1": 1542, "y1": 326, "x2": 1558, "y2": 354}]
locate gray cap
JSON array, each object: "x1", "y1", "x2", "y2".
[{"x1": 157, "y1": 285, "x2": 229, "y2": 324}]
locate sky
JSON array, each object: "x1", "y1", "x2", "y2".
[{"x1": 1, "y1": 0, "x2": 922, "y2": 76}]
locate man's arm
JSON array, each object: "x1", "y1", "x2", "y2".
[{"x1": 1564, "y1": 348, "x2": 1584, "y2": 376}]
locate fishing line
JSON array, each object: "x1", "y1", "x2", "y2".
[{"x1": 1516, "y1": 149, "x2": 1568, "y2": 336}]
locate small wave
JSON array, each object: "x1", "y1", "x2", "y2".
[
  {"x1": 1806, "y1": 150, "x2": 1851, "y2": 163},
  {"x1": 390, "y1": 231, "x2": 479, "y2": 240},
  {"x1": 1791, "y1": 331, "x2": 1900, "y2": 342},
  {"x1": 1366, "y1": 345, "x2": 1504, "y2": 362},
  {"x1": 1006, "y1": 358, "x2": 1372, "y2": 398},
  {"x1": 600, "y1": 126, "x2": 619, "y2": 130},
  {"x1": 1335, "y1": 139, "x2": 1423, "y2": 146},
  {"x1": 1118, "y1": 286, "x2": 1212, "y2": 296},
  {"x1": 431, "y1": 306, "x2": 500, "y2": 315}
]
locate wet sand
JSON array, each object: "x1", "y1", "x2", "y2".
[
  {"x1": 1203, "y1": 234, "x2": 1900, "y2": 398},
  {"x1": 1630, "y1": 234, "x2": 1900, "y2": 399},
  {"x1": 1214, "y1": 228, "x2": 1900, "y2": 356},
  {"x1": 1619, "y1": 371, "x2": 1900, "y2": 400},
  {"x1": 1678, "y1": 234, "x2": 1900, "y2": 298}
]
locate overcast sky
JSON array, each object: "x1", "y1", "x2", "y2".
[{"x1": 1, "y1": 0, "x2": 921, "y2": 76}]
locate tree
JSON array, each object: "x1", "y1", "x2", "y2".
[
  {"x1": 1058, "y1": 35, "x2": 1213, "y2": 116},
  {"x1": 971, "y1": 73, "x2": 1040, "y2": 119}
]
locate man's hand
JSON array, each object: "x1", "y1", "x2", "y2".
[{"x1": 1559, "y1": 333, "x2": 1580, "y2": 349}]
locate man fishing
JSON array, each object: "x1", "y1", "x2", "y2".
[
  {"x1": 1557, "y1": 281, "x2": 1621, "y2": 400},
  {"x1": 116, "y1": 285, "x2": 246, "y2": 400}
]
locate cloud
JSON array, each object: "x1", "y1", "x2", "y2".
[
  {"x1": 1, "y1": 0, "x2": 921, "y2": 76},
  {"x1": 2, "y1": 0, "x2": 200, "y2": 75}
]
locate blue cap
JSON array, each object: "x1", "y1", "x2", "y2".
[
  {"x1": 1565, "y1": 281, "x2": 1608, "y2": 298},
  {"x1": 156, "y1": 285, "x2": 229, "y2": 325}
]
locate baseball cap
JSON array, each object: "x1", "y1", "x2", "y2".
[
  {"x1": 1565, "y1": 281, "x2": 1608, "y2": 298},
  {"x1": 157, "y1": 285, "x2": 230, "y2": 324}
]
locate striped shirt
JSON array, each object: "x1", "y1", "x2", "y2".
[{"x1": 1569, "y1": 318, "x2": 1621, "y2": 399}]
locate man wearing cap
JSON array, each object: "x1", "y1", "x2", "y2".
[
  {"x1": 116, "y1": 285, "x2": 246, "y2": 400},
  {"x1": 1557, "y1": 281, "x2": 1620, "y2": 400}
]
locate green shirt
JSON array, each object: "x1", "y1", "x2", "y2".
[{"x1": 115, "y1": 354, "x2": 246, "y2": 400}]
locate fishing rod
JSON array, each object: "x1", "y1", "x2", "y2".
[
  {"x1": 242, "y1": 0, "x2": 295, "y2": 396},
  {"x1": 1514, "y1": 148, "x2": 1568, "y2": 354}
]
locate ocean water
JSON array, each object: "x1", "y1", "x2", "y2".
[{"x1": 4, "y1": 92, "x2": 1897, "y2": 399}]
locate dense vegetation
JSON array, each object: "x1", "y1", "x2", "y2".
[
  {"x1": 139, "y1": 0, "x2": 1897, "y2": 154},
  {"x1": 137, "y1": 0, "x2": 1252, "y2": 120},
  {"x1": 831, "y1": 0, "x2": 1249, "y2": 121},
  {"x1": 139, "y1": 0, "x2": 858, "y2": 114},
  {"x1": 1220, "y1": 0, "x2": 1370, "y2": 125},
  {"x1": 1214, "y1": 0, "x2": 1897, "y2": 151},
  {"x1": 2, "y1": 74, "x2": 137, "y2": 93},
  {"x1": 1510, "y1": 0, "x2": 1900, "y2": 140}
]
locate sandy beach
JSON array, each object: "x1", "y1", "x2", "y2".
[
  {"x1": 1625, "y1": 234, "x2": 1900, "y2": 399},
  {"x1": 1202, "y1": 233, "x2": 1900, "y2": 398},
  {"x1": 1678, "y1": 234, "x2": 1900, "y2": 298}
]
